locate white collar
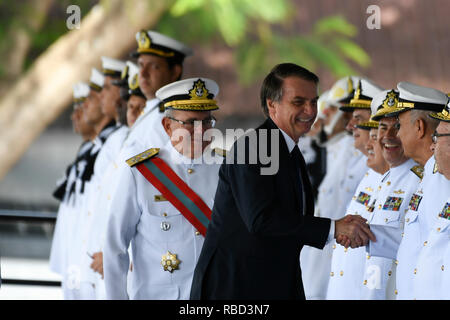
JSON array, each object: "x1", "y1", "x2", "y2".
[
  {"x1": 143, "y1": 98, "x2": 160, "y2": 113},
  {"x1": 279, "y1": 128, "x2": 298, "y2": 153}
]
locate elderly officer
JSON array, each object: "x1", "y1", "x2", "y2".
[
  {"x1": 49, "y1": 82, "x2": 95, "y2": 298},
  {"x1": 103, "y1": 78, "x2": 223, "y2": 300},
  {"x1": 326, "y1": 91, "x2": 391, "y2": 300},
  {"x1": 428, "y1": 103, "x2": 450, "y2": 299},
  {"x1": 409, "y1": 99, "x2": 450, "y2": 299},
  {"x1": 370, "y1": 83, "x2": 448, "y2": 299}
]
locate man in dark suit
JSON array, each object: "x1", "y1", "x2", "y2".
[{"x1": 190, "y1": 63, "x2": 375, "y2": 300}]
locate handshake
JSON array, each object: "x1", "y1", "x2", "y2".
[{"x1": 334, "y1": 215, "x2": 376, "y2": 248}]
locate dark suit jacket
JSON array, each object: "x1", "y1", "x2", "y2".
[{"x1": 190, "y1": 118, "x2": 331, "y2": 300}]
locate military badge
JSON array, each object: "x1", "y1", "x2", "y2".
[
  {"x1": 138, "y1": 30, "x2": 151, "y2": 49},
  {"x1": 189, "y1": 79, "x2": 209, "y2": 100},
  {"x1": 382, "y1": 196, "x2": 403, "y2": 212},
  {"x1": 161, "y1": 251, "x2": 181, "y2": 273},
  {"x1": 129, "y1": 73, "x2": 139, "y2": 90},
  {"x1": 438, "y1": 202, "x2": 450, "y2": 220},
  {"x1": 408, "y1": 194, "x2": 423, "y2": 211},
  {"x1": 356, "y1": 192, "x2": 371, "y2": 206}
]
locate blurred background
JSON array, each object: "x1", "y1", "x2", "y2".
[{"x1": 0, "y1": 0, "x2": 448, "y2": 299}]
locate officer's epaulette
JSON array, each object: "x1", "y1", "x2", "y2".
[
  {"x1": 214, "y1": 147, "x2": 227, "y2": 157},
  {"x1": 126, "y1": 148, "x2": 160, "y2": 167},
  {"x1": 410, "y1": 165, "x2": 424, "y2": 179}
]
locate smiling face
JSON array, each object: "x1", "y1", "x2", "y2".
[
  {"x1": 267, "y1": 76, "x2": 318, "y2": 142},
  {"x1": 431, "y1": 121, "x2": 450, "y2": 179},
  {"x1": 366, "y1": 128, "x2": 389, "y2": 174},
  {"x1": 378, "y1": 117, "x2": 409, "y2": 167},
  {"x1": 162, "y1": 110, "x2": 214, "y2": 158}
]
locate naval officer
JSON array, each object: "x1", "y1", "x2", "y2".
[
  {"x1": 103, "y1": 78, "x2": 224, "y2": 299},
  {"x1": 370, "y1": 82, "x2": 448, "y2": 299},
  {"x1": 409, "y1": 98, "x2": 450, "y2": 299},
  {"x1": 326, "y1": 91, "x2": 390, "y2": 300}
]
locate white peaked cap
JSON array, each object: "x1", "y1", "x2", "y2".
[
  {"x1": 328, "y1": 76, "x2": 360, "y2": 104},
  {"x1": 317, "y1": 89, "x2": 331, "y2": 120},
  {"x1": 73, "y1": 81, "x2": 90, "y2": 99},
  {"x1": 397, "y1": 81, "x2": 448, "y2": 107},
  {"x1": 134, "y1": 30, "x2": 193, "y2": 58},
  {"x1": 156, "y1": 77, "x2": 219, "y2": 111},
  {"x1": 101, "y1": 56, "x2": 126, "y2": 75},
  {"x1": 89, "y1": 68, "x2": 104, "y2": 91}
]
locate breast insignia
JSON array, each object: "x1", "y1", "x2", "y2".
[
  {"x1": 126, "y1": 148, "x2": 160, "y2": 167},
  {"x1": 410, "y1": 165, "x2": 424, "y2": 179}
]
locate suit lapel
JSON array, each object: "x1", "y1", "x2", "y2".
[{"x1": 262, "y1": 118, "x2": 303, "y2": 211}]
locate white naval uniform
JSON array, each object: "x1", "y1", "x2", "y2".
[
  {"x1": 79, "y1": 125, "x2": 130, "y2": 298},
  {"x1": 103, "y1": 141, "x2": 222, "y2": 300},
  {"x1": 394, "y1": 157, "x2": 440, "y2": 299},
  {"x1": 301, "y1": 133, "x2": 367, "y2": 299},
  {"x1": 412, "y1": 175, "x2": 450, "y2": 300},
  {"x1": 326, "y1": 169, "x2": 383, "y2": 299},
  {"x1": 50, "y1": 141, "x2": 93, "y2": 277},
  {"x1": 441, "y1": 196, "x2": 450, "y2": 299},
  {"x1": 66, "y1": 124, "x2": 117, "y2": 299},
  {"x1": 364, "y1": 158, "x2": 421, "y2": 300},
  {"x1": 120, "y1": 99, "x2": 168, "y2": 159}
]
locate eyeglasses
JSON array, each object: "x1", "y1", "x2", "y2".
[
  {"x1": 167, "y1": 116, "x2": 216, "y2": 128},
  {"x1": 431, "y1": 131, "x2": 450, "y2": 144}
]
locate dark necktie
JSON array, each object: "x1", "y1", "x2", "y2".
[{"x1": 291, "y1": 145, "x2": 314, "y2": 216}]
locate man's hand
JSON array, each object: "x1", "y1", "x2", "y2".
[
  {"x1": 90, "y1": 251, "x2": 104, "y2": 278},
  {"x1": 334, "y1": 215, "x2": 376, "y2": 249}
]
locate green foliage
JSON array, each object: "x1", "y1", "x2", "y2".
[{"x1": 158, "y1": 1, "x2": 371, "y2": 85}]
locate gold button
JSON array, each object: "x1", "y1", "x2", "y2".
[
  {"x1": 437, "y1": 228, "x2": 441, "y2": 232},
  {"x1": 388, "y1": 271, "x2": 392, "y2": 276},
  {"x1": 363, "y1": 280, "x2": 367, "y2": 285},
  {"x1": 195, "y1": 231, "x2": 201, "y2": 236},
  {"x1": 330, "y1": 272, "x2": 334, "y2": 277},
  {"x1": 423, "y1": 241, "x2": 428, "y2": 246},
  {"x1": 332, "y1": 244, "x2": 336, "y2": 249},
  {"x1": 406, "y1": 218, "x2": 410, "y2": 223},
  {"x1": 378, "y1": 204, "x2": 382, "y2": 209},
  {"x1": 385, "y1": 218, "x2": 388, "y2": 223},
  {"x1": 387, "y1": 181, "x2": 391, "y2": 186},
  {"x1": 367, "y1": 255, "x2": 371, "y2": 260},
  {"x1": 441, "y1": 265, "x2": 445, "y2": 271},
  {"x1": 401, "y1": 232, "x2": 404, "y2": 237},
  {"x1": 340, "y1": 271, "x2": 344, "y2": 276},
  {"x1": 395, "y1": 290, "x2": 398, "y2": 295},
  {"x1": 344, "y1": 248, "x2": 348, "y2": 253},
  {"x1": 162, "y1": 212, "x2": 168, "y2": 217},
  {"x1": 414, "y1": 268, "x2": 417, "y2": 274},
  {"x1": 395, "y1": 260, "x2": 399, "y2": 265},
  {"x1": 187, "y1": 168, "x2": 194, "y2": 174}
]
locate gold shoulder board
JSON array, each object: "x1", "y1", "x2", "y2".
[
  {"x1": 214, "y1": 147, "x2": 227, "y2": 157},
  {"x1": 126, "y1": 148, "x2": 160, "y2": 167},
  {"x1": 410, "y1": 165, "x2": 424, "y2": 179}
]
